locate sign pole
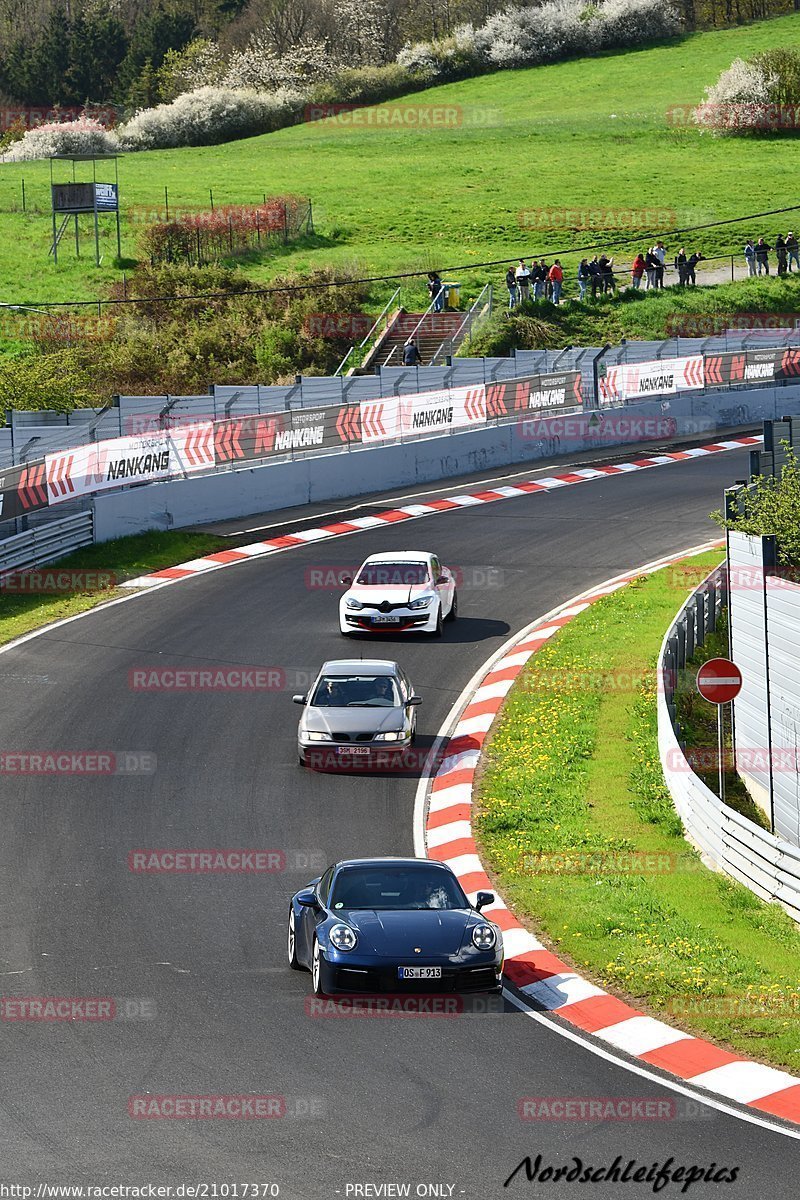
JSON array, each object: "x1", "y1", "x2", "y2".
[{"x1": 717, "y1": 703, "x2": 725, "y2": 805}]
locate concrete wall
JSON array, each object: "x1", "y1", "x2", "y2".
[{"x1": 92, "y1": 384, "x2": 800, "y2": 543}]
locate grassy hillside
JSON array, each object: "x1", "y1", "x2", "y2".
[{"x1": 0, "y1": 12, "x2": 797, "y2": 309}]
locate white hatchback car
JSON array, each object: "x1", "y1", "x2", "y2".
[{"x1": 339, "y1": 551, "x2": 457, "y2": 637}]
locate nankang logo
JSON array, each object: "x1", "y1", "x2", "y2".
[{"x1": 107, "y1": 451, "x2": 170, "y2": 480}]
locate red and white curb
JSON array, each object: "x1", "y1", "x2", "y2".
[
  {"x1": 418, "y1": 542, "x2": 800, "y2": 1130},
  {"x1": 120, "y1": 437, "x2": 761, "y2": 590}
]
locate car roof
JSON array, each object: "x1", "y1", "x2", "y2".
[
  {"x1": 319, "y1": 659, "x2": 400, "y2": 676},
  {"x1": 335, "y1": 857, "x2": 453, "y2": 871},
  {"x1": 359, "y1": 551, "x2": 433, "y2": 564}
]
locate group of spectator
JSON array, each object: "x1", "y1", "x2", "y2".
[
  {"x1": 505, "y1": 259, "x2": 565, "y2": 308},
  {"x1": 505, "y1": 242, "x2": 705, "y2": 309},
  {"x1": 743, "y1": 233, "x2": 799, "y2": 276}
]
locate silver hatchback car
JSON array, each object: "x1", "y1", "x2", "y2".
[{"x1": 293, "y1": 659, "x2": 422, "y2": 767}]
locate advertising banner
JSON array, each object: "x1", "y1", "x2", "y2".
[
  {"x1": 601, "y1": 356, "x2": 704, "y2": 404},
  {"x1": 213, "y1": 406, "x2": 361, "y2": 465},
  {"x1": 45, "y1": 425, "x2": 214, "y2": 505},
  {"x1": 0, "y1": 463, "x2": 49, "y2": 520}
]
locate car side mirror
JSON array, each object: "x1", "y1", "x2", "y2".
[
  {"x1": 340, "y1": 575, "x2": 352, "y2": 586},
  {"x1": 407, "y1": 695, "x2": 423, "y2": 706},
  {"x1": 436, "y1": 575, "x2": 447, "y2": 585},
  {"x1": 292, "y1": 694, "x2": 306, "y2": 705},
  {"x1": 475, "y1": 891, "x2": 494, "y2": 911},
  {"x1": 296, "y1": 889, "x2": 318, "y2": 908}
]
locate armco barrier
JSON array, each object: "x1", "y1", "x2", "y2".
[
  {"x1": 657, "y1": 562, "x2": 800, "y2": 924},
  {"x1": 0, "y1": 511, "x2": 94, "y2": 581}
]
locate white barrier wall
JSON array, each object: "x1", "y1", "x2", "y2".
[{"x1": 658, "y1": 565, "x2": 800, "y2": 923}]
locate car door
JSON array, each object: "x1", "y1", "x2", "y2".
[
  {"x1": 430, "y1": 556, "x2": 454, "y2": 614},
  {"x1": 398, "y1": 669, "x2": 417, "y2": 737}
]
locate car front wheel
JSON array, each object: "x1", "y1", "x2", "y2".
[
  {"x1": 445, "y1": 589, "x2": 458, "y2": 622},
  {"x1": 288, "y1": 908, "x2": 303, "y2": 970},
  {"x1": 431, "y1": 606, "x2": 443, "y2": 638},
  {"x1": 311, "y1": 936, "x2": 326, "y2": 995}
]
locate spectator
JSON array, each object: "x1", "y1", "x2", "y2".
[
  {"x1": 402, "y1": 339, "x2": 421, "y2": 366},
  {"x1": 786, "y1": 231, "x2": 799, "y2": 273},
  {"x1": 548, "y1": 259, "x2": 564, "y2": 305},
  {"x1": 505, "y1": 266, "x2": 518, "y2": 311},
  {"x1": 515, "y1": 259, "x2": 531, "y2": 303},
  {"x1": 653, "y1": 241, "x2": 666, "y2": 288},
  {"x1": 686, "y1": 252, "x2": 703, "y2": 286},
  {"x1": 755, "y1": 237, "x2": 771, "y2": 274},
  {"x1": 674, "y1": 248, "x2": 688, "y2": 286},
  {"x1": 541, "y1": 261, "x2": 552, "y2": 300},
  {"x1": 776, "y1": 234, "x2": 788, "y2": 276},
  {"x1": 644, "y1": 247, "x2": 657, "y2": 290},
  {"x1": 631, "y1": 252, "x2": 646, "y2": 289},
  {"x1": 588, "y1": 255, "x2": 601, "y2": 299},
  {"x1": 531, "y1": 260, "x2": 545, "y2": 301},
  {"x1": 577, "y1": 257, "x2": 591, "y2": 301},
  {"x1": 427, "y1": 272, "x2": 445, "y2": 312},
  {"x1": 598, "y1": 253, "x2": 614, "y2": 293},
  {"x1": 744, "y1": 239, "x2": 757, "y2": 277}
]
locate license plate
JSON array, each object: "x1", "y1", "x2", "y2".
[
  {"x1": 337, "y1": 746, "x2": 370, "y2": 755},
  {"x1": 372, "y1": 615, "x2": 401, "y2": 624},
  {"x1": 398, "y1": 966, "x2": 442, "y2": 980}
]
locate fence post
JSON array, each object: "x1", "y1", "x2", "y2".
[
  {"x1": 164, "y1": 186, "x2": 169, "y2": 222},
  {"x1": 228, "y1": 215, "x2": 233, "y2": 253},
  {"x1": 21, "y1": 178, "x2": 25, "y2": 212},
  {"x1": 256, "y1": 211, "x2": 261, "y2": 247},
  {"x1": 196, "y1": 227, "x2": 201, "y2": 266},
  {"x1": 209, "y1": 189, "x2": 214, "y2": 212}
]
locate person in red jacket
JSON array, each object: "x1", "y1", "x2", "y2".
[
  {"x1": 548, "y1": 260, "x2": 564, "y2": 305},
  {"x1": 631, "y1": 253, "x2": 646, "y2": 289}
]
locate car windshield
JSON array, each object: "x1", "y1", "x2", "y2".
[
  {"x1": 311, "y1": 675, "x2": 399, "y2": 707},
  {"x1": 356, "y1": 562, "x2": 429, "y2": 586},
  {"x1": 331, "y1": 866, "x2": 467, "y2": 911}
]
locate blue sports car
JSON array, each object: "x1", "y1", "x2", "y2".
[{"x1": 288, "y1": 857, "x2": 504, "y2": 995}]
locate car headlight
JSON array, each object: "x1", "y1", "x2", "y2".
[
  {"x1": 305, "y1": 731, "x2": 332, "y2": 742},
  {"x1": 329, "y1": 923, "x2": 358, "y2": 951},
  {"x1": 374, "y1": 730, "x2": 405, "y2": 742},
  {"x1": 345, "y1": 597, "x2": 362, "y2": 610},
  {"x1": 471, "y1": 924, "x2": 496, "y2": 950},
  {"x1": 409, "y1": 596, "x2": 432, "y2": 610}
]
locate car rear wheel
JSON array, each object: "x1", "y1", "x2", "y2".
[
  {"x1": 311, "y1": 936, "x2": 325, "y2": 995},
  {"x1": 445, "y1": 589, "x2": 458, "y2": 622},
  {"x1": 287, "y1": 908, "x2": 303, "y2": 970}
]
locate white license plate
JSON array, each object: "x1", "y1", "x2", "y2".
[
  {"x1": 337, "y1": 746, "x2": 370, "y2": 755},
  {"x1": 372, "y1": 615, "x2": 401, "y2": 624},
  {"x1": 398, "y1": 966, "x2": 442, "y2": 980}
]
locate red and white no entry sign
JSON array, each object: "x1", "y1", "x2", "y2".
[{"x1": 696, "y1": 658, "x2": 743, "y2": 704}]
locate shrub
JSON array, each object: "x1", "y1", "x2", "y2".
[
  {"x1": 694, "y1": 48, "x2": 800, "y2": 135},
  {"x1": 118, "y1": 86, "x2": 306, "y2": 150},
  {"x1": 713, "y1": 447, "x2": 800, "y2": 568},
  {"x1": 396, "y1": 26, "x2": 481, "y2": 81},
  {"x1": 0, "y1": 349, "x2": 102, "y2": 412},
  {"x1": 310, "y1": 63, "x2": 424, "y2": 107},
  {"x1": 2, "y1": 119, "x2": 120, "y2": 162}
]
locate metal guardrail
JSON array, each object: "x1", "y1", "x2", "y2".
[
  {"x1": 334, "y1": 287, "x2": 401, "y2": 377},
  {"x1": 431, "y1": 283, "x2": 493, "y2": 365},
  {"x1": 657, "y1": 561, "x2": 800, "y2": 924},
  {"x1": 0, "y1": 511, "x2": 94, "y2": 581}
]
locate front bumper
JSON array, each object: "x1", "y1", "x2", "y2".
[
  {"x1": 318, "y1": 955, "x2": 503, "y2": 994},
  {"x1": 299, "y1": 739, "x2": 412, "y2": 769},
  {"x1": 341, "y1": 608, "x2": 435, "y2": 633}
]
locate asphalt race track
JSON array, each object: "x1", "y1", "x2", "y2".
[{"x1": 1, "y1": 445, "x2": 798, "y2": 1198}]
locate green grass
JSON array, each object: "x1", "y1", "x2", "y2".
[
  {"x1": 0, "y1": 13, "x2": 798, "y2": 311},
  {"x1": 474, "y1": 550, "x2": 800, "y2": 1071},
  {"x1": 0, "y1": 529, "x2": 227, "y2": 646}
]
